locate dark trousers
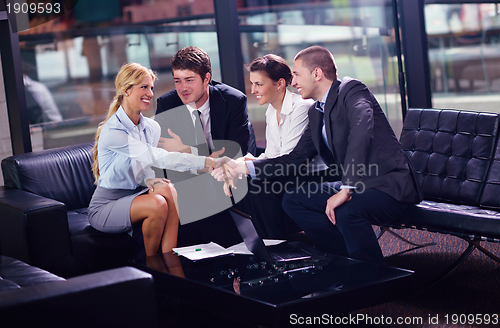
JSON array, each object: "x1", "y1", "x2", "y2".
[
  {"x1": 234, "y1": 176, "x2": 300, "y2": 240},
  {"x1": 235, "y1": 170, "x2": 333, "y2": 239},
  {"x1": 282, "y1": 183, "x2": 409, "y2": 265}
]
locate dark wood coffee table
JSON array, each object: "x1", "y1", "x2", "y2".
[{"x1": 131, "y1": 252, "x2": 414, "y2": 327}]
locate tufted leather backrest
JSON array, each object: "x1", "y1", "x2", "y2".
[
  {"x1": 400, "y1": 108, "x2": 500, "y2": 205},
  {"x1": 1, "y1": 143, "x2": 96, "y2": 211}
]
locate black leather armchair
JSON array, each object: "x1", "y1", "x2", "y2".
[
  {"x1": 0, "y1": 143, "x2": 145, "y2": 277},
  {"x1": 0, "y1": 255, "x2": 158, "y2": 328},
  {"x1": 379, "y1": 108, "x2": 500, "y2": 286}
]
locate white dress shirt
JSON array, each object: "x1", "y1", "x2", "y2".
[
  {"x1": 97, "y1": 106, "x2": 205, "y2": 189},
  {"x1": 259, "y1": 89, "x2": 312, "y2": 158},
  {"x1": 256, "y1": 89, "x2": 327, "y2": 172}
]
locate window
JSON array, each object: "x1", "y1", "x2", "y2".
[
  {"x1": 13, "y1": 0, "x2": 404, "y2": 150},
  {"x1": 239, "y1": 1, "x2": 404, "y2": 140},
  {"x1": 425, "y1": 3, "x2": 500, "y2": 113}
]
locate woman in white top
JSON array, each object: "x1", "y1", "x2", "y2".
[
  {"x1": 232, "y1": 55, "x2": 325, "y2": 239},
  {"x1": 250, "y1": 54, "x2": 313, "y2": 159},
  {"x1": 246, "y1": 54, "x2": 326, "y2": 171},
  {"x1": 89, "y1": 63, "x2": 225, "y2": 257}
]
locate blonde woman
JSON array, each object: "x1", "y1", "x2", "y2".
[{"x1": 89, "y1": 63, "x2": 225, "y2": 256}]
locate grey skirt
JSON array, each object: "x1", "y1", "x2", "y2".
[{"x1": 88, "y1": 185, "x2": 149, "y2": 236}]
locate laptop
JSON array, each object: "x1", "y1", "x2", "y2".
[{"x1": 229, "y1": 208, "x2": 325, "y2": 264}]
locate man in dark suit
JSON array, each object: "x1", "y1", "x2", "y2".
[
  {"x1": 156, "y1": 46, "x2": 255, "y2": 158},
  {"x1": 154, "y1": 46, "x2": 254, "y2": 246},
  {"x1": 214, "y1": 45, "x2": 422, "y2": 264}
]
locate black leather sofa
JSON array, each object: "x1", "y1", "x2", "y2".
[
  {"x1": 0, "y1": 143, "x2": 145, "y2": 277},
  {"x1": 380, "y1": 108, "x2": 500, "y2": 285},
  {"x1": 0, "y1": 254, "x2": 158, "y2": 328},
  {"x1": 0, "y1": 140, "x2": 245, "y2": 278}
]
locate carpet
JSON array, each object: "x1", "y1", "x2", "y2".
[{"x1": 352, "y1": 227, "x2": 500, "y2": 328}]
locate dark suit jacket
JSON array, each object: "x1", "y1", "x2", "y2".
[
  {"x1": 156, "y1": 80, "x2": 256, "y2": 157},
  {"x1": 154, "y1": 81, "x2": 253, "y2": 224},
  {"x1": 254, "y1": 77, "x2": 422, "y2": 204}
]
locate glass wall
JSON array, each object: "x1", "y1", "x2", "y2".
[
  {"x1": 18, "y1": 0, "x2": 219, "y2": 150},
  {"x1": 425, "y1": 2, "x2": 500, "y2": 113},
  {"x1": 238, "y1": 1, "x2": 403, "y2": 144},
  {"x1": 18, "y1": 0, "x2": 403, "y2": 150},
  {"x1": 1, "y1": 49, "x2": 14, "y2": 185}
]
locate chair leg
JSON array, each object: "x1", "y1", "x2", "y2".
[
  {"x1": 420, "y1": 239, "x2": 476, "y2": 291},
  {"x1": 376, "y1": 226, "x2": 388, "y2": 239},
  {"x1": 475, "y1": 241, "x2": 500, "y2": 263},
  {"x1": 377, "y1": 227, "x2": 436, "y2": 257},
  {"x1": 379, "y1": 228, "x2": 500, "y2": 290}
]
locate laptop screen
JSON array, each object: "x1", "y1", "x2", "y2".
[{"x1": 229, "y1": 208, "x2": 273, "y2": 263}]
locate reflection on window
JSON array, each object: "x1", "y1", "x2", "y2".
[
  {"x1": 426, "y1": 3, "x2": 500, "y2": 113},
  {"x1": 240, "y1": 2, "x2": 403, "y2": 140},
  {"x1": 17, "y1": 0, "x2": 403, "y2": 149}
]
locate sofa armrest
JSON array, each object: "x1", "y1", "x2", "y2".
[
  {"x1": 0, "y1": 187, "x2": 77, "y2": 276},
  {"x1": 0, "y1": 266, "x2": 159, "y2": 328}
]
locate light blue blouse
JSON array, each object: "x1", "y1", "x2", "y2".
[{"x1": 97, "y1": 106, "x2": 205, "y2": 189}]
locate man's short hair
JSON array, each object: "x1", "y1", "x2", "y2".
[
  {"x1": 171, "y1": 46, "x2": 212, "y2": 80},
  {"x1": 294, "y1": 46, "x2": 337, "y2": 81}
]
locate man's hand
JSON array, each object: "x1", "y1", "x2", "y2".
[
  {"x1": 158, "y1": 129, "x2": 190, "y2": 153},
  {"x1": 325, "y1": 188, "x2": 352, "y2": 225},
  {"x1": 212, "y1": 156, "x2": 232, "y2": 169},
  {"x1": 203, "y1": 156, "x2": 232, "y2": 173},
  {"x1": 210, "y1": 147, "x2": 225, "y2": 159},
  {"x1": 223, "y1": 179, "x2": 235, "y2": 197},
  {"x1": 211, "y1": 159, "x2": 248, "y2": 182}
]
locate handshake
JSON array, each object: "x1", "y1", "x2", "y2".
[
  {"x1": 209, "y1": 157, "x2": 249, "y2": 196},
  {"x1": 158, "y1": 132, "x2": 250, "y2": 196}
]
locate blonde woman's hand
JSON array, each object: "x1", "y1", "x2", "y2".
[
  {"x1": 146, "y1": 178, "x2": 170, "y2": 192},
  {"x1": 204, "y1": 156, "x2": 232, "y2": 172},
  {"x1": 211, "y1": 160, "x2": 248, "y2": 182}
]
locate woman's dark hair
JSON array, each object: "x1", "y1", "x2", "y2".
[{"x1": 248, "y1": 54, "x2": 292, "y2": 86}]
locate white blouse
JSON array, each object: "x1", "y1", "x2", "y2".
[
  {"x1": 97, "y1": 106, "x2": 205, "y2": 190},
  {"x1": 258, "y1": 89, "x2": 327, "y2": 172}
]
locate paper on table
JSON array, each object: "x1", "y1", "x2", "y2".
[
  {"x1": 226, "y1": 242, "x2": 252, "y2": 255},
  {"x1": 226, "y1": 239, "x2": 286, "y2": 255},
  {"x1": 264, "y1": 239, "x2": 287, "y2": 246},
  {"x1": 173, "y1": 242, "x2": 233, "y2": 261}
]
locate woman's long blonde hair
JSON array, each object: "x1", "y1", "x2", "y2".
[{"x1": 91, "y1": 63, "x2": 157, "y2": 184}]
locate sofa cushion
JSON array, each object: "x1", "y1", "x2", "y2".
[
  {"x1": 0, "y1": 256, "x2": 64, "y2": 292},
  {"x1": 66, "y1": 209, "x2": 146, "y2": 273},
  {"x1": 402, "y1": 200, "x2": 500, "y2": 241},
  {"x1": 1, "y1": 143, "x2": 95, "y2": 211}
]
